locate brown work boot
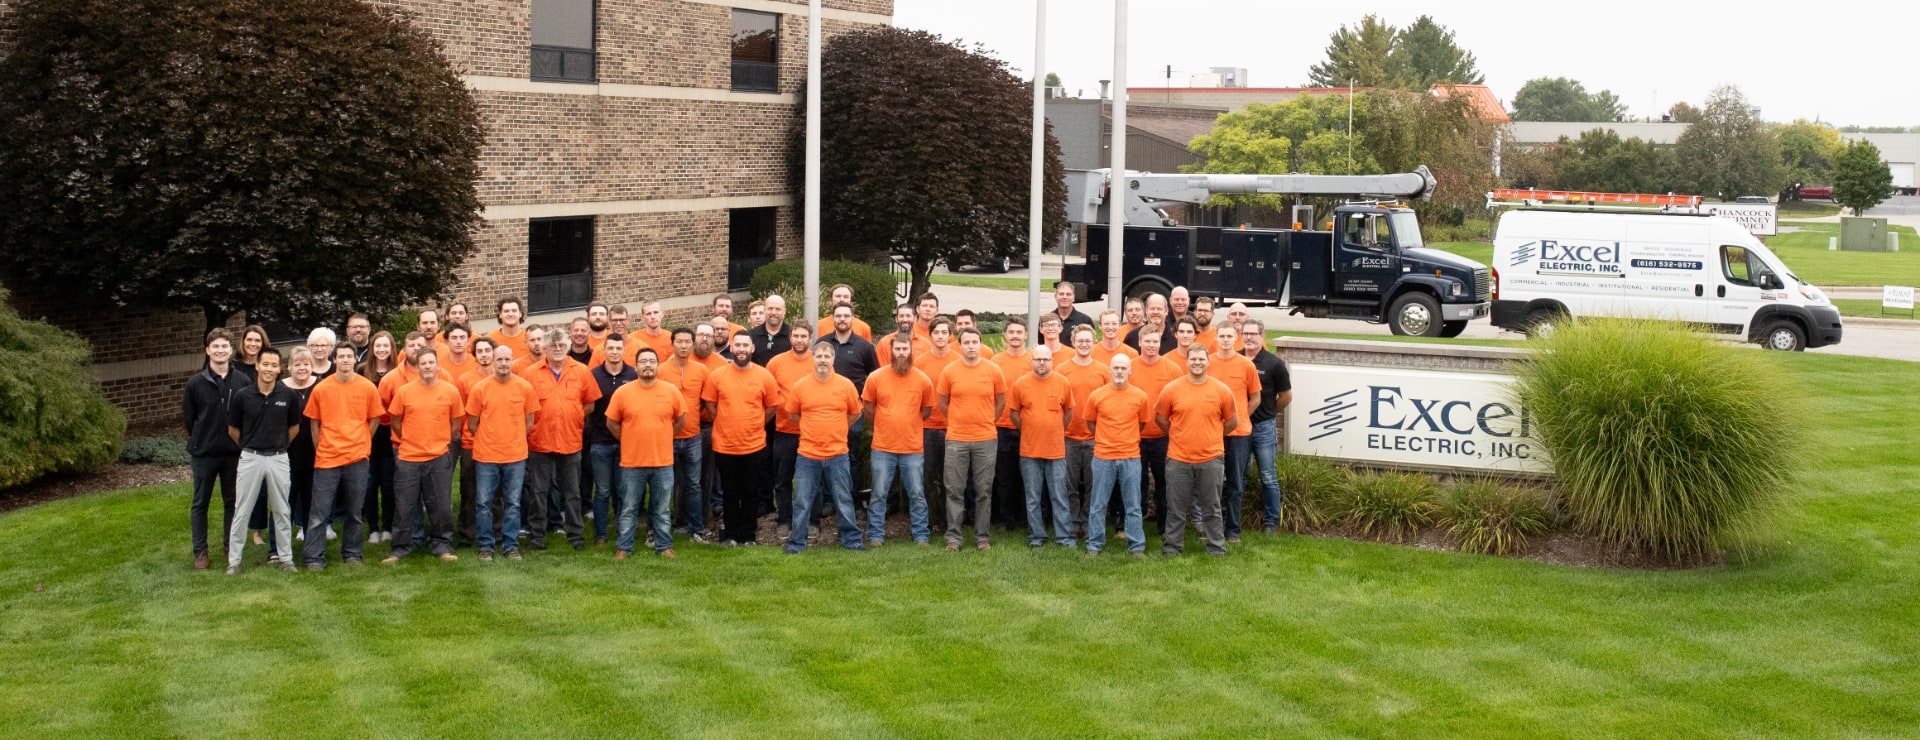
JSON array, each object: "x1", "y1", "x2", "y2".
[
  {"x1": 193, "y1": 552, "x2": 210, "y2": 571},
  {"x1": 614, "y1": 550, "x2": 630, "y2": 561},
  {"x1": 659, "y1": 549, "x2": 676, "y2": 558}
]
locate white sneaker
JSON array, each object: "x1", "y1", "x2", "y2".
[
  {"x1": 326, "y1": 526, "x2": 338, "y2": 541},
  {"x1": 381, "y1": 531, "x2": 393, "y2": 543},
  {"x1": 295, "y1": 530, "x2": 305, "y2": 541}
]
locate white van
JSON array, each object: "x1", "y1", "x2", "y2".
[{"x1": 1489, "y1": 209, "x2": 1843, "y2": 350}]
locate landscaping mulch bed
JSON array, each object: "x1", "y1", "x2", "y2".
[{"x1": 0, "y1": 464, "x2": 189, "y2": 515}]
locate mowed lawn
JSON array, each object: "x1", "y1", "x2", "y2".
[{"x1": 2, "y1": 353, "x2": 1917, "y2": 735}]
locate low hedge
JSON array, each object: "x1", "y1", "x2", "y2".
[
  {"x1": 749, "y1": 259, "x2": 898, "y2": 332},
  {"x1": 0, "y1": 286, "x2": 126, "y2": 488}
]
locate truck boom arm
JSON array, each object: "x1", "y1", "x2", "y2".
[{"x1": 1098, "y1": 166, "x2": 1437, "y2": 227}]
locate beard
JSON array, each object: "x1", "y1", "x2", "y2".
[
  {"x1": 732, "y1": 350, "x2": 751, "y2": 367},
  {"x1": 589, "y1": 318, "x2": 608, "y2": 331}
]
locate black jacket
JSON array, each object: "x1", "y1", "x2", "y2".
[{"x1": 183, "y1": 365, "x2": 249, "y2": 457}]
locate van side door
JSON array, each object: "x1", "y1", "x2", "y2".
[{"x1": 1710, "y1": 245, "x2": 1769, "y2": 335}]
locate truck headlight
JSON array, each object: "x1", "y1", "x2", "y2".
[
  {"x1": 1450, "y1": 282, "x2": 1463, "y2": 297},
  {"x1": 1798, "y1": 284, "x2": 1825, "y2": 303}
]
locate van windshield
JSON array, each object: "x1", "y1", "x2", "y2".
[{"x1": 1387, "y1": 212, "x2": 1423, "y2": 249}]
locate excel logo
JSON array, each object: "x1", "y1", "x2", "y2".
[{"x1": 1308, "y1": 389, "x2": 1359, "y2": 442}]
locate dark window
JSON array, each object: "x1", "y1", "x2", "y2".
[
  {"x1": 731, "y1": 10, "x2": 779, "y2": 92},
  {"x1": 529, "y1": 217, "x2": 595, "y2": 313},
  {"x1": 728, "y1": 208, "x2": 777, "y2": 290},
  {"x1": 532, "y1": 0, "x2": 595, "y2": 83}
]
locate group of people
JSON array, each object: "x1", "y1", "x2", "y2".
[{"x1": 183, "y1": 281, "x2": 1291, "y2": 573}]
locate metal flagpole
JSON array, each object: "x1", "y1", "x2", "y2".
[
  {"x1": 804, "y1": 0, "x2": 823, "y2": 328},
  {"x1": 1027, "y1": 0, "x2": 1047, "y2": 327},
  {"x1": 1106, "y1": 0, "x2": 1127, "y2": 311}
]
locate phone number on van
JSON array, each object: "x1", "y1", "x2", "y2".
[{"x1": 1629, "y1": 259, "x2": 1703, "y2": 270}]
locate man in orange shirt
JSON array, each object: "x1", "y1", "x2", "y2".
[
  {"x1": 814, "y1": 284, "x2": 874, "y2": 342},
  {"x1": 765, "y1": 322, "x2": 815, "y2": 541},
  {"x1": 466, "y1": 345, "x2": 541, "y2": 560},
  {"x1": 585, "y1": 303, "x2": 611, "y2": 351},
  {"x1": 1192, "y1": 297, "x2": 1220, "y2": 354},
  {"x1": 711, "y1": 294, "x2": 747, "y2": 340},
  {"x1": 935, "y1": 327, "x2": 1006, "y2": 551},
  {"x1": 565, "y1": 317, "x2": 601, "y2": 367},
  {"x1": 879, "y1": 303, "x2": 931, "y2": 359},
  {"x1": 625, "y1": 301, "x2": 674, "y2": 366},
  {"x1": 1091, "y1": 309, "x2": 1138, "y2": 366},
  {"x1": 436, "y1": 323, "x2": 477, "y2": 381},
  {"x1": 1121, "y1": 298, "x2": 1146, "y2": 340},
  {"x1": 604, "y1": 346, "x2": 687, "y2": 558},
  {"x1": 1129, "y1": 331, "x2": 1184, "y2": 534},
  {"x1": 694, "y1": 322, "x2": 727, "y2": 370},
  {"x1": 1010, "y1": 345, "x2": 1075, "y2": 548},
  {"x1": 1036, "y1": 314, "x2": 1065, "y2": 353},
  {"x1": 702, "y1": 332, "x2": 782, "y2": 546},
  {"x1": 912, "y1": 317, "x2": 959, "y2": 528},
  {"x1": 989, "y1": 317, "x2": 1032, "y2": 530},
  {"x1": 1153, "y1": 344, "x2": 1238, "y2": 556},
  {"x1": 1169, "y1": 286, "x2": 1192, "y2": 325},
  {"x1": 1207, "y1": 323, "x2": 1262, "y2": 544},
  {"x1": 864, "y1": 334, "x2": 935, "y2": 546},
  {"x1": 661, "y1": 327, "x2": 711, "y2": 542},
  {"x1": 609, "y1": 304, "x2": 631, "y2": 338},
  {"x1": 455, "y1": 336, "x2": 496, "y2": 547},
  {"x1": 913, "y1": 292, "x2": 940, "y2": 342},
  {"x1": 301, "y1": 345, "x2": 385, "y2": 569},
  {"x1": 952, "y1": 310, "x2": 993, "y2": 359},
  {"x1": 1085, "y1": 354, "x2": 1152, "y2": 556},
  {"x1": 486, "y1": 296, "x2": 529, "y2": 362},
  {"x1": 1057, "y1": 325, "x2": 1110, "y2": 541},
  {"x1": 524, "y1": 328, "x2": 603, "y2": 551},
  {"x1": 782, "y1": 341, "x2": 866, "y2": 554},
  {"x1": 383, "y1": 348, "x2": 465, "y2": 563}
]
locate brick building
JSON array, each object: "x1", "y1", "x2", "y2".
[{"x1": 0, "y1": 0, "x2": 895, "y2": 424}]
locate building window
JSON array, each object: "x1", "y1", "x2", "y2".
[
  {"x1": 532, "y1": 0, "x2": 595, "y2": 83},
  {"x1": 528, "y1": 217, "x2": 595, "y2": 313},
  {"x1": 731, "y1": 10, "x2": 779, "y2": 92},
  {"x1": 728, "y1": 208, "x2": 777, "y2": 290}
]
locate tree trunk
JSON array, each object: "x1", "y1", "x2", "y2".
[
  {"x1": 909, "y1": 260, "x2": 935, "y2": 305},
  {"x1": 201, "y1": 305, "x2": 234, "y2": 338}
]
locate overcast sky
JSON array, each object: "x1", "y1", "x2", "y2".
[{"x1": 891, "y1": 1, "x2": 1919, "y2": 127}]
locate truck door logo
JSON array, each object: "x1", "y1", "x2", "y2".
[{"x1": 1353, "y1": 256, "x2": 1391, "y2": 270}]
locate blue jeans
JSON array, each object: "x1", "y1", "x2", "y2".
[
  {"x1": 618, "y1": 465, "x2": 674, "y2": 554},
  {"x1": 787, "y1": 454, "x2": 863, "y2": 553},
  {"x1": 770, "y1": 431, "x2": 801, "y2": 526},
  {"x1": 474, "y1": 460, "x2": 525, "y2": 554},
  {"x1": 673, "y1": 435, "x2": 706, "y2": 535},
  {"x1": 1019, "y1": 457, "x2": 1073, "y2": 547},
  {"x1": 1251, "y1": 419, "x2": 1282, "y2": 529},
  {"x1": 588, "y1": 443, "x2": 621, "y2": 540},
  {"x1": 1221, "y1": 435, "x2": 1253, "y2": 538},
  {"x1": 869, "y1": 451, "x2": 927, "y2": 543},
  {"x1": 1087, "y1": 457, "x2": 1144, "y2": 553}
]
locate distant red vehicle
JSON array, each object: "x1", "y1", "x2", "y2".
[{"x1": 1797, "y1": 185, "x2": 1833, "y2": 200}]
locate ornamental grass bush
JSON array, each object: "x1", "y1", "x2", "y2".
[
  {"x1": 1341, "y1": 470, "x2": 1438, "y2": 543},
  {"x1": 0, "y1": 286, "x2": 126, "y2": 488},
  {"x1": 1440, "y1": 478, "x2": 1553, "y2": 556},
  {"x1": 1275, "y1": 454, "x2": 1346, "y2": 533},
  {"x1": 1513, "y1": 317, "x2": 1802, "y2": 563},
  {"x1": 749, "y1": 259, "x2": 899, "y2": 332}
]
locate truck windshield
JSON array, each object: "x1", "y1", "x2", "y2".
[{"x1": 1387, "y1": 212, "x2": 1423, "y2": 249}]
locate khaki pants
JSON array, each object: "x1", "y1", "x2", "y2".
[{"x1": 942, "y1": 439, "x2": 997, "y2": 546}]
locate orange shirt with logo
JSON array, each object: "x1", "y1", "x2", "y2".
[
  {"x1": 1087, "y1": 383, "x2": 1152, "y2": 460},
  {"x1": 604, "y1": 380, "x2": 686, "y2": 468},
  {"x1": 990, "y1": 350, "x2": 1032, "y2": 428},
  {"x1": 1206, "y1": 352, "x2": 1261, "y2": 438},
  {"x1": 1055, "y1": 357, "x2": 1110, "y2": 442},
  {"x1": 815, "y1": 317, "x2": 873, "y2": 343},
  {"x1": 387, "y1": 379, "x2": 464, "y2": 462},
  {"x1": 701, "y1": 363, "x2": 780, "y2": 455},
  {"x1": 1154, "y1": 376, "x2": 1237, "y2": 464},
  {"x1": 935, "y1": 359, "x2": 1007, "y2": 443},
  {"x1": 465, "y1": 374, "x2": 541, "y2": 464},
  {"x1": 783, "y1": 373, "x2": 863, "y2": 460},
  {"x1": 1129, "y1": 355, "x2": 1186, "y2": 438},
  {"x1": 658, "y1": 359, "x2": 708, "y2": 440},
  {"x1": 764, "y1": 350, "x2": 815, "y2": 435},
  {"x1": 862, "y1": 367, "x2": 934, "y2": 454},
  {"x1": 623, "y1": 329, "x2": 675, "y2": 367},
  {"x1": 1090, "y1": 342, "x2": 1139, "y2": 366},
  {"x1": 525, "y1": 360, "x2": 602, "y2": 454},
  {"x1": 911, "y1": 350, "x2": 959, "y2": 429},
  {"x1": 304, "y1": 374, "x2": 384, "y2": 469},
  {"x1": 1009, "y1": 372, "x2": 1073, "y2": 459}
]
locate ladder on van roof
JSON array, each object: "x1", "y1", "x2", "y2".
[{"x1": 1486, "y1": 189, "x2": 1702, "y2": 210}]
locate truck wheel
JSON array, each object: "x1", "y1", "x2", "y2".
[
  {"x1": 1758, "y1": 320, "x2": 1806, "y2": 351},
  {"x1": 1125, "y1": 280, "x2": 1169, "y2": 306},
  {"x1": 1522, "y1": 307, "x2": 1563, "y2": 339},
  {"x1": 989, "y1": 255, "x2": 1012, "y2": 273},
  {"x1": 1439, "y1": 321, "x2": 1468, "y2": 338},
  {"x1": 1387, "y1": 293, "x2": 1443, "y2": 337}
]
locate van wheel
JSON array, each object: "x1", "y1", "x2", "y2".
[
  {"x1": 1522, "y1": 307, "x2": 1563, "y2": 339},
  {"x1": 1758, "y1": 320, "x2": 1806, "y2": 351},
  {"x1": 1388, "y1": 293, "x2": 1443, "y2": 337},
  {"x1": 1439, "y1": 321, "x2": 1468, "y2": 338}
]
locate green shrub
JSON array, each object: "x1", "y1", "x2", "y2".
[
  {"x1": 1341, "y1": 470, "x2": 1438, "y2": 543},
  {"x1": 749, "y1": 259, "x2": 899, "y2": 332},
  {"x1": 382, "y1": 309, "x2": 420, "y2": 338},
  {"x1": 1275, "y1": 454, "x2": 1346, "y2": 532},
  {"x1": 0, "y1": 286, "x2": 127, "y2": 488},
  {"x1": 121, "y1": 435, "x2": 191, "y2": 467},
  {"x1": 1513, "y1": 317, "x2": 1801, "y2": 562},
  {"x1": 1440, "y1": 478, "x2": 1552, "y2": 556}
]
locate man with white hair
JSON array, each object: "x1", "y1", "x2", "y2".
[{"x1": 524, "y1": 328, "x2": 603, "y2": 551}]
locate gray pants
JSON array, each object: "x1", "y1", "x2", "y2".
[
  {"x1": 526, "y1": 450, "x2": 584, "y2": 549},
  {"x1": 229, "y1": 451, "x2": 293, "y2": 568},
  {"x1": 1164, "y1": 457, "x2": 1227, "y2": 556},
  {"x1": 943, "y1": 439, "x2": 996, "y2": 546},
  {"x1": 305, "y1": 459, "x2": 369, "y2": 567},
  {"x1": 923, "y1": 428, "x2": 948, "y2": 528},
  {"x1": 1065, "y1": 438, "x2": 1095, "y2": 539},
  {"x1": 392, "y1": 451, "x2": 455, "y2": 558}
]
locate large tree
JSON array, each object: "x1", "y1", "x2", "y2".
[
  {"x1": 1389, "y1": 16, "x2": 1483, "y2": 89},
  {"x1": 1672, "y1": 85, "x2": 1784, "y2": 199},
  {"x1": 1306, "y1": 15, "x2": 1400, "y2": 89},
  {"x1": 1552, "y1": 130, "x2": 1675, "y2": 194},
  {"x1": 1510, "y1": 77, "x2": 1627, "y2": 122},
  {"x1": 1832, "y1": 139, "x2": 1894, "y2": 216},
  {"x1": 1307, "y1": 15, "x2": 1482, "y2": 91},
  {"x1": 0, "y1": 0, "x2": 484, "y2": 332},
  {"x1": 806, "y1": 28, "x2": 1065, "y2": 300},
  {"x1": 1776, "y1": 119, "x2": 1843, "y2": 188}
]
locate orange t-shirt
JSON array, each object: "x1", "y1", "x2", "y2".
[
  {"x1": 1129, "y1": 355, "x2": 1186, "y2": 438},
  {"x1": 815, "y1": 317, "x2": 873, "y2": 343},
  {"x1": 435, "y1": 348, "x2": 478, "y2": 383},
  {"x1": 604, "y1": 380, "x2": 686, "y2": 468},
  {"x1": 659, "y1": 359, "x2": 708, "y2": 440},
  {"x1": 990, "y1": 350, "x2": 1032, "y2": 428},
  {"x1": 1090, "y1": 342, "x2": 1139, "y2": 366},
  {"x1": 1055, "y1": 357, "x2": 1110, "y2": 442},
  {"x1": 454, "y1": 366, "x2": 490, "y2": 449},
  {"x1": 1087, "y1": 384, "x2": 1152, "y2": 460},
  {"x1": 782, "y1": 373, "x2": 863, "y2": 460},
  {"x1": 912, "y1": 350, "x2": 960, "y2": 429},
  {"x1": 387, "y1": 379, "x2": 464, "y2": 462},
  {"x1": 1154, "y1": 376, "x2": 1237, "y2": 464},
  {"x1": 1206, "y1": 352, "x2": 1261, "y2": 438},
  {"x1": 764, "y1": 350, "x2": 815, "y2": 435},
  {"x1": 697, "y1": 352, "x2": 727, "y2": 371},
  {"x1": 1009, "y1": 372, "x2": 1073, "y2": 459},
  {"x1": 623, "y1": 329, "x2": 675, "y2": 366},
  {"x1": 304, "y1": 374, "x2": 384, "y2": 469},
  {"x1": 486, "y1": 328, "x2": 529, "y2": 364},
  {"x1": 879, "y1": 331, "x2": 933, "y2": 360},
  {"x1": 465, "y1": 374, "x2": 541, "y2": 464},
  {"x1": 861, "y1": 367, "x2": 934, "y2": 454},
  {"x1": 935, "y1": 359, "x2": 1007, "y2": 443},
  {"x1": 525, "y1": 360, "x2": 602, "y2": 454},
  {"x1": 1195, "y1": 331, "x2": 1221, "y2": 355},
  {"x1": 701, "y1": 362, "x2": 780, "y2": 455}
]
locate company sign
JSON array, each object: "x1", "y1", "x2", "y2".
[
  {"x1": 1286, "y1": 364, "x2": 1550, "y2": 474},
  {"x1": 1508, "y1": 239, "x2": 1623, "y2": 277},
  {"x1": 1886, "y1": 285, "x2": 1916, "y2": 310},
  {"x1": 1701, "y1": 204, "x2": 1778, "y2": 236}
]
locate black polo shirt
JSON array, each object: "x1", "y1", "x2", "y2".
[
  {"x1": 586, "y1": 363, "x2": 639, "y2": 446},
  {"x1": 1051, "y1": 307, "x2": 1095, "y2": 333},
  {"x1": 748, "y1": 322, "x2": 792, "y2": 366},
  {"x1": 822, "y1": 332, "x2": 879, "y2": 390},
  {"x1": 1123, "y1": 324, "x2": 1177, "y2": 354},
  {"x1": 1249, "y1": 349, "x2": 1291, "y2": 424},
  {"x1": 228, "y1": 383, "x2": 305, "y2": 454}
]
